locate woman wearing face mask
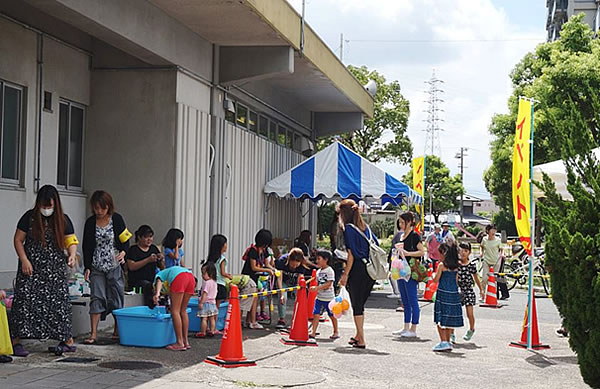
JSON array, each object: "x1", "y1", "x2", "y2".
[{"x1": 10, "y1": 185, "x2": 79, "y2": 357}]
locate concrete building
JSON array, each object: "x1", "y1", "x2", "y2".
[
  {"x1": 546, "y1": 0, "x2": 600, "y2": 41},
  {"x1": 0, "y1": 0, "x2": 373, "y2": 287}
]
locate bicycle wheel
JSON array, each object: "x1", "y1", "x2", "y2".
[
  {"x1": 507, "y1": 261, "x2": 522, "y2": 291},
  {"x1": 536, "y1": 265, "x2": 550, "y2": 295}
]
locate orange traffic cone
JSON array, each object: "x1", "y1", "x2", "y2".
[
  {"x1": 205, "y1": 285, "x2": 256, "y2": 368},
  {"x1": 307, "y1": 269, "x2": 317, "y2": 321},
  {"x1": 480, "y1": 266, "x2": 502, "y2": 308},
  {"x1": 510, "y1": 290, "x2": 550, "y2": 349},
  {"x1": 281, "y1": 276, "x2": 317, "y2": 346},
  {"x1": 423, "y1": 263, "x2": 436, "y2": 301}
]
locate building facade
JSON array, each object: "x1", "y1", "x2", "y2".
[
  {"x1": 546, "y1": 0, "x2": 600, "y2": 41},
  {"x1": 0, "y1": 0, "x2": 373, "y2": 287}
]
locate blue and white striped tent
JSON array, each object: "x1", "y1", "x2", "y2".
[{"x1": 264, "y1": 141, "x2": 422, "y2": 206}]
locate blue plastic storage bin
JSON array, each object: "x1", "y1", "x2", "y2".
[
  {"x1": 188, "y1": 298, "x2": 228, "y2": 332},
  {"x1": 113, "y1": 306, "x2": 190, "y2": 348},
  {"x1": 216, "y1": 302, "x2": 228, "y2": 331}
]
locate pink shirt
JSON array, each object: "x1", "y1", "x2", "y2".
[
  {"x1": 427, "y1": 236, "x2": 441, "y2": 260},
  {"x1": 201, "y1": 279, "x2": 217, "y2": 304}
]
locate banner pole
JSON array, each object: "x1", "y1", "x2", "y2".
[{"x1": 527, "y1": 99, "x2": 535, "y2": 350}]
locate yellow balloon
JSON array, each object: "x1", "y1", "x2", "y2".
[{"x1": 341, "y1": 300, "x2": 350, "y2": 310}]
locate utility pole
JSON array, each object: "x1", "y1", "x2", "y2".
[
  {"x1": 423, "y1": 70, "x2": 444, "y2": 224},
  {"x1": 455, "y1": 147, "x2": 468, "y2": 225}
]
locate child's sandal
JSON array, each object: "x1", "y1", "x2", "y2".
[{"x1": 195, "y1": 332, "x2": 206, "y2": 338}]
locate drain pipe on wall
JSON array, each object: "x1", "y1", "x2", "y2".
[{"x1": 34, "y1": 33, "x2": 43, "y2": 193}]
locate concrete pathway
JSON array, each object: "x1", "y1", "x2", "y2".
[{"x1": 0, "y1": 289, "x2": 588, "y2": 388}]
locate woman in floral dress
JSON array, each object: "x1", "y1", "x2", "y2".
[{"x1": 10, "y1": 185, "x2": 78, "y2": 356}]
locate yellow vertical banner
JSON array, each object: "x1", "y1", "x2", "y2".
[
  {"x1": 512, "y1": 98, "x2": 532, "y2": 254},
  {"x1": 413, "y1": 156, "x2": 425, "y2": 233}
]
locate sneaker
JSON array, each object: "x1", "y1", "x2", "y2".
[
  {"x1": 400, "y1": 331, "x2": 417, "y2": 338},
  {"x1": 463, "y1": 329, "x2": 475, "y2": 341},
  {"x1": 276, "y1": 319, "x2": 287, "y2": 329},
  {"x1": 445, "y1": 341, "x2": 454, "y2": 350},
  {"x1": 432, "y1": 342, "x2": 449, "y2": 352},
  {"x1": 248, "y1": 322, "x2": 264, "y2": 329},
  {"x1": 386, "y1": 294, "x2": 400, "y2": 299},
  {"x1": 12, "y1": 343, "x2": 29, "y2": 357},
  {"x1": 450, "y1": 333, "x2": 456, "y2": 344},
  {"x1": 392, "y1": 329, "x2": 408, "y2": 336}
]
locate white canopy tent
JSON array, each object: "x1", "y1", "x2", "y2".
[{"x1": 532, "y1": 148, "x2": 600, "y2": 200}]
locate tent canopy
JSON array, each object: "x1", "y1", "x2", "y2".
[
  {"x1": 532, "y1": 148, "x2": 600, "y2": 200},
  {"x1": 264, "y1": 141, "x2": 422, "y2": 206}
]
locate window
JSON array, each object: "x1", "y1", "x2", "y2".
[
  {"x1": 258, "y1": 115, "x2": 269, "y2": 137},
  {"x1": 248, "y1": 111, "x2": 257, "y2": 133},
  {"x1": 0, "y1": 81, "x2": 23, "y2": 183},
  {"x1": 293, "y1": 133, "x2": 301, "y2": 152},
  {"x1": 278, "y1": 125, "x2": 287, "y2": 146},
  {"x1": 57, "y1": 100, "x2": 84, "y2": 189},
  {"x1": 269, "y1": 121, "x2": 277, "y2": 142},
  {"x1": 236, "y1": 104, "x2": 248, "y2": 128}
]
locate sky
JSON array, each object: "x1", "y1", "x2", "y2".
[{"x1": 288, "y1": 0, "x2": 547, "y2": 200}]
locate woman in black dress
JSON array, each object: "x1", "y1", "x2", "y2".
[{"x1": 10, "y1": 185, "x2": 78, "y2": 356}]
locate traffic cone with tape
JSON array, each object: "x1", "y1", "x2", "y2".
[
  {"x1": 510, "y1": 290, "x2": 550, "y2": 349},
  {"x1": 281, "y1": 275, "x2": 317, "y2": 346},
  {"x1": 480, "y1": 266, "x2": 502, "y2": 308},
  {"x1": 307, "y1": 269, "x2": 318, "y2": 321},
  {"x1": 205, "y1": 285, "x2": 256, "y2": 368}
]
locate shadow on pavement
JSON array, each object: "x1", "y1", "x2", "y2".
[
  {"x1": 390, "y1": 337, "x2": 431, "y2": 343},
  {"x1": 435, "y1": 351, "x2": 466, "y2": 358},
  {"x1": 332, "y1": 346, "x2": 390, "y2": 356},
  {"x1": 452, "y1": 343, "x2": 485, "y2": 350},
  {"x1": 525, "y1": 352, "x2": 578, "y2": 368}
]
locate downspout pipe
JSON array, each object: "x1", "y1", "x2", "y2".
[{"x1": 34, "y1": 33, "x2": 43, "y2": 192}]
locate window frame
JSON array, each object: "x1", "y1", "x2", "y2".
[
  {"x1": 235, "y1": 103, "x2": 248, "y2": 129},
  {"x1": 57, "y1": 99, "x2": 86, "y2": 192},
  {"x1": 0, "y1": 80, "x2": 24, "y2": 186}
]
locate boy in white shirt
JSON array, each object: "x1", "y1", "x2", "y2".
[{"x1": 309, "y1": 250, "x2": 339, "y2": 340}]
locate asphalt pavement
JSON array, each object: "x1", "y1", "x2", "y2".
[{"x1": 0, "y1": 287, "x2": 588, "y2": 388}]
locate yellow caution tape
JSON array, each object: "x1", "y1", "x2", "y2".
[
  {"x1": 495, "y1": 272, "x2": 551, "y2": 279},
  {"x1": 238, "y1": 286, "x2": 302, "y2": 300}
]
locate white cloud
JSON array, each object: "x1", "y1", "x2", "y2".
[{"x1": 287, "y1": 0, "x2": 546, "y2": 199}]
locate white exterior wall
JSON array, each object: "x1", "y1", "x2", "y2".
[
  {"x1": 211, "y1": 118, "x2": 307, "y2": 274},
  {"x1": 174, "y1": 105, "x2": 211, "y2": 276},
  {"x1": 0, "y1": 17, "x2": 88, "y2": 288}
]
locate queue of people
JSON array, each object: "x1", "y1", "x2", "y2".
[{"x1": 3, "y1": 185, "x2": 492, "y2": 356}]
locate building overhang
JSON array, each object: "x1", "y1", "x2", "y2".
[{"x1": 149, "y1": 0, "x2": 374, "y2": 120}]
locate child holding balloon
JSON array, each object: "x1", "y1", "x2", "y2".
[{"x1": 309, "y1": 250, "x2": 340, "y2": 340}]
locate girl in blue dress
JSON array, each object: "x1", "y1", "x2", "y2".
[{"x1": 432, "y1": 243, "x2": 464, "y2": 352}]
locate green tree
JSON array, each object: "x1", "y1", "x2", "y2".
[
  {"x1": 403, "y1": 155, "x2": 464, "y2": 223},
  {"x1": 317, "y1": 65, "x2": 412, "y2": 163},
  {"x1": 495, "y1": 15, "x2": 600, "y2": 387}
]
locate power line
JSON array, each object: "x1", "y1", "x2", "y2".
[{"x1": 348, "y1": 38, "x2": 542, "y2": 43}]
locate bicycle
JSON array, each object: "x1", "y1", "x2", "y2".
[{"x1": 505, "y1": 244, "x2": 550, "y2": 295}]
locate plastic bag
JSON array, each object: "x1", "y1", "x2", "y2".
[
  {"x1": 390, "y1": 249, "x2": 411, "y2": 281},
  {"x1": 0, "y1": 300, "x2": 13, "y2": 356},
  {"x1": 338, "y1": 286, "x2": 353, "y2": 317}
]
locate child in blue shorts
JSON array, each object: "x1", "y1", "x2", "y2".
[{"x1": 310, "y1": 250, "x2": 339, "y2": 340}]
